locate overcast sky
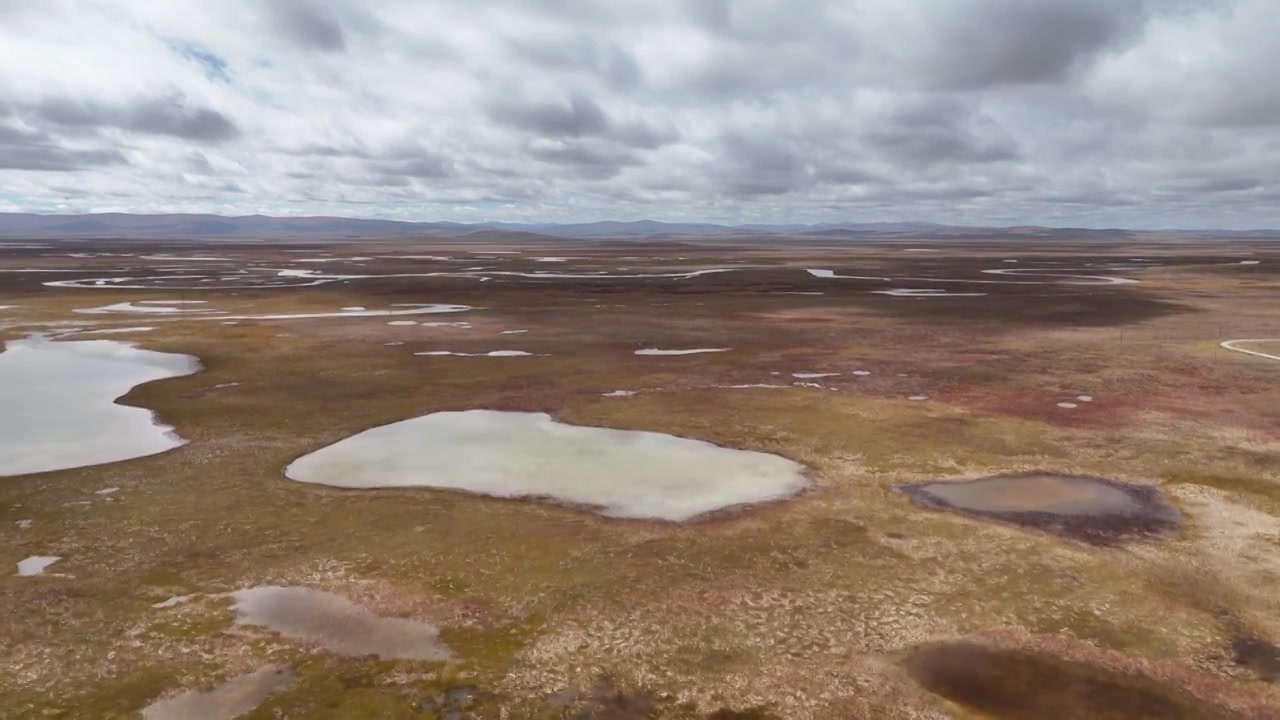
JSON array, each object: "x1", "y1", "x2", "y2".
[{"x1": 1, "y1": 0, "x2": 1277, "y2": 228}]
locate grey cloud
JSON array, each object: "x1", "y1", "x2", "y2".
[
  {"x1": 487, "y1": 94, "x2": 610, "y2": 138},
  {"x1": 1030, "y1": 185, "x2": 1142, "y2": 207},
  {"x1": 815, "y1": 165, "x2": 880, "y2": 186},
  {"x1": 866, "y1": 100, "x2": 1020, "y2": 165},
  {"x1": 722, "y1": 176, "x2": 798, "y2": 197},
  {"x1": 723, "y1": 133, "x2": 804, "y2": 175},
  {"x1": 0, "y1": 124, "x2": 40, "y2": 145},
  {"x1": 689, "y1": 0, "x2": 856, "y2": 46},
  {"x1": 320, "y1": 141, "x2": 457, "y2": 180},
  {"x1": 917, "y1": 0, "x2": 1147, "y2": 90},
  {"x1": 266, "y1": 0, "x2": 346, "y2": 52},
  {"x1": 182, "y1": 174, "x2": 247, "y2": 194},
  {"x1": 283, "y1": 143, "x2": 377, "y2": 159},
  {"x1": 1193, "y1": 91, "x2": 1280, "y2": 128},
  {"x1": 374, "y1": 154, "x2": 455, "y2": 179},
  {"x1": 657, "y1": 1, "x2": 867, "y2": 101},
  {"x1": 707, "y1": 99, "x2": 1019, "y2": 199},
  {"x1": 3, "y1": 0, "x2": 1280, "y2": 228},
  {"x1": 611, "y1": 121, "x2": 678, "y2": 150},
  {"x1": 687, "y1": 0, "x2": 731, "y2": 32},
  {"x1": 527, "y1": 141, "x2": 643, "y2": 179},
  {"x1": 680, "y1": 60, "x2": 767, "y2": 99},
  {"x1": 505, "y1": 36, "x2": 643, "y2": 90},
  {"x1": 901, "y1": 185, "x2": 995, "y2": 201},
  {"x1": 672, "y1": 45, "x2": 858, "y2": 100},
  {"x1": 48, "y1": 184, "x2": 90, "y2": 197},
  {"x1": 0, "y1": 123, "x2": 127, "y2": 171},
  {"x1": 473, "y1": 163, "x2": 523, "y2": 179},
  {"x1": 486, "y1": 93, "x2": 677, "y2": 150},
  {"x1": 716, "y1": 133, "x2": 812, "y2": 196},
  {"x1": 514, "y1": 0, "x2": 656, "y2": 27},
  {"x1": 1, "y1": 147, "x2": 125, "y2": 171},
  {"x1": 365, "y1": 174, "x2": 412, "y2": 187},
  {"x1": 125, "y1": 98, "x2": 240, "y2": 141},
  {"x1": 32, "y1": 96, "x2": 240, "y2": 142},
  {"x1": 887, "y1": 98, "x2": 968, "y2": 128},
  {"x1": 868, "y1": 126, "x2": 1018, "y2": 164},
  {"x1": 1171, "y1": 176, "x2": 1264, "y2": 193},
  {"x1": 36, "y1": 98, "x2": 103, "y2": 127},
  {"x1": 275, "y1": 137, "x2": 453, "y2": 185},
  {"x1": 186, "y1": 152, "x2": 214, "y2": 173}
]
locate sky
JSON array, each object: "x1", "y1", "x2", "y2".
[{"x1": 0, "y1": 0, "x2": 1277, "y2": 229}]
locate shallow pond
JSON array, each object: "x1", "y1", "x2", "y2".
[
  {"x1": 896, "y1": 473, "x2": 1180, "y2": 544},
  {"x1": 230, "y1": 586, "x2": 450, "y2": 661},
  {"x1": 0, "y1": 336, "x2": 199, "y2": 476},
  {"x1": 286, "y1": 410, "x2": 808, "y2": 521},
  {"x1": 142, "y1": 666, "x2": 292, "y2": 720}
]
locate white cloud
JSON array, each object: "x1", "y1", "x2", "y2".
[{"x1": 0, "y1": 0, "x2": 1275, "y2": 228}]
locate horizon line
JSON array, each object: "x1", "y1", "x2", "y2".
[{"x1": 1, "y1": 210, "x2": 1278, "y2": 234}]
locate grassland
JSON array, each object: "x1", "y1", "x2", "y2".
[{"x1": 0, "y1": 238, "x2": 1278, "y2": 718}]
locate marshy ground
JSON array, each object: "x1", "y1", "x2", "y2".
[{"x1": 0, "y1": 237, "x2": 1278, "y2": 718}]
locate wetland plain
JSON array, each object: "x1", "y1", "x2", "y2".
[{"x1": 1, "y1": 235, "x2": 1278, "y2": 718}]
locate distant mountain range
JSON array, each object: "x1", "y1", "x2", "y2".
[{"x1": 0, "y1": 212, "x2": 1275, "y2": 240}]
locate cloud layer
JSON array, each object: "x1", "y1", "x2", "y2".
[{"x1": 0, "y1": 0, "x2": 1276, "y2": 228}]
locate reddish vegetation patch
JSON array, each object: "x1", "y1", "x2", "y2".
[{"x1": 944, "y1": 385, "x2": 1144, "y2": 429}]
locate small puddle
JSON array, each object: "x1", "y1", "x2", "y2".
[
  {"x1": 152, "y1": 593, "x2": 197, "y2": 609},
  {"x1": 634, "y1": 348, "x2": 730, "y2": 356},
  {"x1": 872, "y1": 288, "x2": 988, "y2": 297},
  {"x1": 16, "y1": 555, "x2": 61, "y2": 576},
  {"x1": 415, "y1": 350, "x2": 535, "y2": 357},
  {"x1": 142, "y1": 666, "x2": 293, "y2": 720},
  {"x1": 204, "y1": 304, "x2": 471, "y2": 321},
  {"x1": 75, "y1": 301, "x2": 220, "y2": 315},
  {"x1": 286, "y1": 410, "x2": 808, "y2": 522},
  {"x1": 895, "y1": 473, "x2": 1180, "y2": 544},
  {"x1": 74, "y1": 326, "x2": 157, "y2": 335},
  {"x1": 903, "y1": 642, "x2": 1235, "y2": 719},
  {"x1": 230, "y1": 586, "x2": 450, "y2": 660}
]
